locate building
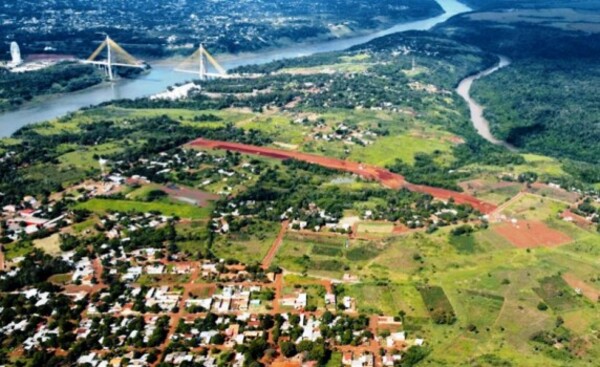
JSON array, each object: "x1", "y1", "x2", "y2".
[{"x1": 10, "y1": 42, "x2": 23, "y2": 67}]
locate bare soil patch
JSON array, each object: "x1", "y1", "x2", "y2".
[
  {"x1": 493, "y1": 220, "x2": 571, "y2": 248},
  {"x1": 563, "y1": 273, "x2": 600, "y2": 302}
]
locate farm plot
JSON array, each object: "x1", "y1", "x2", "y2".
[
  {"x1": 418, "y1": 285, "x2": 456, "y2": 324},
  {"x1": 562, "y1": 273, "x2": 600, "y2": 302},
  {"x1": 493, "y1": 221, "x2": 571, "y2": 248},
  {"x1": 459, "y1": 290, "x2": 504, "y2": 328},
  {"x1": 533, "y1": 275, "x2": 580, "y2": 312},
  {"x1": 274, "y1": 234, "x2": 383, "y2": 278}
]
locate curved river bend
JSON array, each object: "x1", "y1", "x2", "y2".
[
  {"x1": 456, "y1": 56, "x2": 515, "y2": 150},
  {"x1": 0, "y1": 0, "x2": 470, "y2": 137}
]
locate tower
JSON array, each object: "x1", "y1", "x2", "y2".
[
  {"x1": 199, "y1": 44, "x2": 207, "y2": 80},
  {"x1": 10, "y1": 42, "x2": 22, "y2": 66},
  {"x1": 105, "y1": 35, "x2": 114, "y2": 81}
]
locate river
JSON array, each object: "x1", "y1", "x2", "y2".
[
  {"x1": 0, "y1": 0, "x2": 471, "y2": 138},
  {"x1": 456, "y1": 56, "x2": 515, "y2": 150}
]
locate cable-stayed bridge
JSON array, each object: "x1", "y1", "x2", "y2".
[
  {"x1": 82, "y1": 36, "x2": 247, "y2": 82},
  {"x1": 174, "y1": 44, "x2": 228, "y2": 80},
  {"x1": 83, "y1": 35, "x2": 146, "y2": 80}
]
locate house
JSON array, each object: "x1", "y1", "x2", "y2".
[
  {"x1": 324, "y1": 293, "x2": 336, "y2": 305},
  {"x1": 342, "y1": 352, "x2": 353, "y2": 365},
  {"x1": 146, "y1": 264, "x2": 165, "y2": 275},
  {"x1": 296, "y1": 293, "x2": 307, "y2": 309},
  {"x1": 386, "y1": 331, "x2": 406, "y2": 348}
]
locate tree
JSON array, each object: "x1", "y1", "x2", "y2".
[{"x1": 279, "y1": 341, "x2": 297, "y2": 357}]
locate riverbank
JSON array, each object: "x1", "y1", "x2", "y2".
[
  {"x1": 0, "y1": 0, "x2": 471, "y2": 138},
  {"x1": 456, "y1": 55, "x2": 516, "y2": 150}
]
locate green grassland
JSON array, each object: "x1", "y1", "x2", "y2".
[
  {"x1": 23, "y1": 106, "x2": 252, "y2": 137},
  {"x1": 501, "y1": 193, "x2": 569, "y2": 221},
  {"x1": 349, "y1": 133, "x2": 454, "y2": 166},
  {"x1": 342, "y1": 282, "x2": 429, "y2": 317},
  {"x1": 280, "y1": 62, "x2": 370, "y2": 75},
  {"x1": 235, "y1": 113, "x2": 309, "y2": 146},
  {"x1": 356, "y1": 222, "x2": 394, "y2": 234},
  {"x1": 58, "y1": 142, "x2": 123, "y2": 170},
  {"x1": 211, "y1": 220, "x2": 280, "y2": 264},
  {"x1": 75, "y1": 198, "x2": 212, "y2": 219}
]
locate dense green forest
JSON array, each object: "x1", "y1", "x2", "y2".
[
  {"x1": 461, "y1": 0, "x2": 600, "y2": 11},
  {"x1": 435, "y1": 8, "x2": 600, "y2": 176},
  {"x1": 470, "y1": 59, "x2": 600, "y2": 165},
  {"x1": 0, "y1": 63, "x2": 102, "y2": 111}
]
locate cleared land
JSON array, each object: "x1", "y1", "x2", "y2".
[
  {"x1": 493, "y1": 220, "x2": 571, "y2": 248},
  {"x1": 76, "y1": 198, "x2": 212, "y2": 219},
  {"x1": 188, "y1": 138, "x2": 497, "y2": 213},
  {"x1": 562, "y1": 273, "x2": 600, "y2": 302}
]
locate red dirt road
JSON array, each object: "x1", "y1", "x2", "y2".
[
  {"x1": 188, "y1": 138, "x2": 497, "y2": 214},
  {"x1": 493, "y1": 220, "x2": 572, "y2": 248},
  {"x1": 261, "y1": 220, "x2": 288, "y2": 269}
]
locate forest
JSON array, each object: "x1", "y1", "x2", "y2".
[
  {"x1": 0, "y1": 63, "x2": 102, "y2": 112},
  {"x1": 470, "y1": 59, "x2": 600, "y2": 166},
  {"x1": 435, "y1": 7, "x2": 600, "y2": 179}
]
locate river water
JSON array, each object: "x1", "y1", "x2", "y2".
[
  {"x1": 0, "y1": 0, "x2": 470, "y2": 137},
  {"x1": 456, "y1": 56, "x2": 515, "y2": 150}
]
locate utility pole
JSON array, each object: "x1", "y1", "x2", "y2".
[{"x1": 106, "y1": 35, "x2": 114, "y2": 81}]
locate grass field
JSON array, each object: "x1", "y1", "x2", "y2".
[
  {"x1": 449, "y1": 234, "x2": 481, "y2": 254},
  {"x1": 533, "y1": 275, "x2": 580, "y2": 312},
  {"x1": 211, "y1": 221, "x2": 279, "y2": 264},
  {"x1": 58, "y1": 142, "x2": 123, "y2": 170},
  {"x1": 76, "y1": 198, "x2": 212, "y2": 219},
  {"x1": 349, "y1": 133, "x2": 454, "y2": 166},
  {"x1": 3, "y1": 241, "x2": 33, "y2": 260},
  {"x1": 343, "y1": 282, "x2": 429, "y2": 317},
  {"x1": 280, "y1": 63, "x2": 370, "y2": 75},
  {"x1": 273, "y1": 234, "x2": 388, "y2": 279},
  {"x1": 236, "y1": 114, "x2": 309, "y2": 145},
  {"x1": 418, "y1": 285, "x2": 456, "y2": 322},
  {"x1": 356, "y1": 222, "x2": 394, "y2": 234},
  {"x1": 501, "y1": 193, "x2": 568, "y2": 220},
  {"x1": 33, "y1": 233, "x2": 62, "y2": 256}
]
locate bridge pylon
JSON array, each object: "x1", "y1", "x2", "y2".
[
  {"x1": 84, "y1": 35, "x2": 145, "y2": 81},
  {"x1": 175, "y1": 44, "x2": 227, "y2": 80}
]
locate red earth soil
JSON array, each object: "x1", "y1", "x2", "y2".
[
  {"x1": 562, "y1": 273, "x2": 600, "y2": 302},
  {"x1": 560, "y1": 210, "x2": 591, "y2": 229},
  {"x1": 493, "y1": 220, "x2": 572, "y2": 248},
  {"x1": 261, "y1": 221, "x2": 288, "y2": 269},
  {"x1": 392, "y1": 224, "x2": 410, "y2": 233},
  {"x1": 188, "y1": 138, "x2": 497, "y2": 214}
]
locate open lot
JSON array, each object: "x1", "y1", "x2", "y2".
[
  {"x1": 76, "y1": 198, "x2": 212, "y2": 219},
  {"x1": 33, "y1": 233, "x2": 62, "y2": 256},
  {"x1": 493, "y1": 220, "x2": 571, "y2": 248}
]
